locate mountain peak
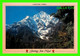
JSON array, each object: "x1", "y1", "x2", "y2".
[
  {"x1": 25, "y1": 16, "x2": 29, "y2": 19},
  {"x1": 39, "y1": 11, "x2": 46, "y2": 14},
  {"x1": 6, "y1": 11, "x2": 59, "y2": 40}
]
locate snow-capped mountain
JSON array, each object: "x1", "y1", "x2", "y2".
[
  {"x1": 6, "y1": 11, "x2": 59, "y2": 40},
  {"x1": 32, "y1": 11, "x2": 59, "y2": 39}
]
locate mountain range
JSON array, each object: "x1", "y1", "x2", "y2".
[{"x1": 6, "y1": 11, "x2": 59, "y2": 42}]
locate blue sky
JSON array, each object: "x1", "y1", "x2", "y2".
[{"x1": 6, "y1": 6, "x2": 58, "y2": 24}]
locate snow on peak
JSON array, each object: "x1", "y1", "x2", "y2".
[
  {"x1": 25, "y1": 16, "x2": 29, "y2": 19},
  {"x1": 20, "y1": 16, "x2": 29, "y2": 23},
  {"x1": 32, "y1": 11, "x2": 59, "y2": 39},
  {"x1": 6, "y1": 11, "x2": 59, "y2": 40},
  {"x1": 39, "y1": 11, "x2": 46, "y2": 13}
]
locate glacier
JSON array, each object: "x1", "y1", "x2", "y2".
[{"x1": 6, "y1": 11, "x2": 59, "y2": 40}]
